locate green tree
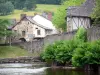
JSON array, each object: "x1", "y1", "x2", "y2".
[
  {"x1": 92, "y1": 0, "x2": 100, "y2": 24},
  {"x1": 24, "y1": 0, "x2": 36, "y2": 10},
  {"x1": 52, "y1": 0, "x2": 85, "y2": 31},
  {"x1": 5, "y1": 1, "x2": 14, "y2": 14},
  {"x1": 36, "y1": 0, "x2": 62, "y2": 4},
  {"x1": 0, "y1": 1, "x2": 14, "y2": 15},
  {"x1": 72, "y1": 41, "x2": 100, "y2": 67},
  {"x1": 74, "y1": 28, "x2": 87, "y2": 42},
  {"x1": 14, "y1": 0, "x2": 26, "y2": 9},
  {"x1": 0, "y1": 19, "x2": 12, "y2": 37}
]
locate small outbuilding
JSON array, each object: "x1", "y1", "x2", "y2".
[{"x1": 66, "y1": 0, "x2": 95, "y2": 32}]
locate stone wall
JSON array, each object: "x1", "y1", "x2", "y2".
[
  {"x1": 12, "y1": 30, "x2": 77, "y2": 53},
  {"x1": 44, "y1": 30, "x2": 77, "y2": 45},
  {"x1": 12, "y1": 26, "x2": 100, "y2": 53},
  {"x1": 13, "y1": 40, "x2": 44, "y2": 53},
  {"x1": 87, "y1": 26, "x2": 100, "y2": 41}
]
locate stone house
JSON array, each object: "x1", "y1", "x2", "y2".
[
  {"x1": 66, "y1": 0, "x2": 95, "y2": 32},
  {"x1": 12, "y1": 14, "x2": 57, "y2": 41}
]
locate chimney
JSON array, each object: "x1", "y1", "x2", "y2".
[
  {"x1": 34, "y1": 13, "x2": 37, "y2": 16},
  {"x1": 20, "y1": 14, "x2": 26, "y2": 19},
  {"x1": 47, "y1": 12, "x2": 52, "y2": 21}
]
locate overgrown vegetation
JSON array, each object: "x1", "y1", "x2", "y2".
[
  {"x1": 36, "y1": 0, "x2": 66, "y2": 4},
  {"x1": 72, "y1": 41, "x2": 100, "y2": 67},
  {"x1": 0, "y1": 19, "x2": 12, "y2": 37},
  {"x1": 41, "y1": 28, "x2": 87, "y2": 66},
  {"x1": 0, "y1": 1, "x2": 14, "y2": 15},
  {"x1": 92, "y1": 0, "x2": 100, "y2": 24},
  {"x1": 41, "y1": 27, "x2": 100, "y2": 67},
  {"x1": 0, "y1": 46, "x2": 29, "y2": 58}
]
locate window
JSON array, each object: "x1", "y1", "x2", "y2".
[
  {"x1": 36, "y1": 28, "x2": 38, "y2": 29},
  {"x1": 28, "y1": 22, "x2": 30, "y2": 24},
  {"x1": 27, "y1": 27, "x2": 28, "y2": 32},
  {"x1": 22, "y1": 31, "x2": 26, "y2": 36},
  {"x1": 37, "y1": 30, "x2": 41, "y2": 35},
  {"x1": 14, "y1": 30, "x2": 17, "y2": 32}
]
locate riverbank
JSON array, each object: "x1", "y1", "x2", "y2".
[
  {"x1": 0, "y1": 46, "x2": 32, "y2": 58},
  {"x1": 0, "y1": 56, "x2": 42, "y2": 64},
  {"x1": 51, "y1": 66, "x2": 84, "y2": 71}
]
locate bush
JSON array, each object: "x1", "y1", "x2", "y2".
[
  {"x1": 72, "y1": 41, "x2": 100, "y2": 67},
  {"x1": 54, "y1": 40, "x2": 71, "y2": 64},
  {"x1": 42, "y1": 27, "x2": 87, "y2": 66},
  {"x1": 42, "y1": 44, "x2": 56, "y2": 63},
  {"x1": 74, "y1": 27, "x2": 87, "y2": 42},
  {"x1": 42, "y1": 40, "x2": 81, "y2": 65},
  {"x1": 72, "y1": 43, "x2": 89, "y2": 67}
]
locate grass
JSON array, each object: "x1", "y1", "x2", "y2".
[
  {"x1": 0, "y1": 10, "x2": 35, "y2": 20},
  {"x1": 0, "y1": 4, "x2": 60, "y2": 20},
  {"x1": 0, "y1": 46, "x2": 31, "y2": 58},
  {"x1": 35, "y1": 4, "x2": 60, "y2": 12}
]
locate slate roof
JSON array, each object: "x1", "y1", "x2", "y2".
[
  {"x1": 67, "y1": 0, "x2": 95, "y2": 17},
  {"x1": 33, "y1": 15, "x2": 56, "y2": 30},
  {"x1": 12, "y1": 15, "x2": 52, "y2": 30},
  {"x1": 26, "y1": 16, "x2": 52, "y2": 30}
]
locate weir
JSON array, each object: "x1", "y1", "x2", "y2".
[
  {"x1": 0, "y1": 63, "x2": 48, "y2": 75},
  {"x1": 0, "y1": 57, "x2": 41, "y2": 64}
]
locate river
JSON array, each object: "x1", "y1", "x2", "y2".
[{"x1": 0, "y1": 63, "x2": 99, "y2": 75}]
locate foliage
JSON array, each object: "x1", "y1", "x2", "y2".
[
  {"x1": 92, "y1": 0, "x2": 100, "y2": 24},
  {"x1": 42, "y1": 40, "x2": 81, "y2": 64},
  {"x1": 74, "y1": 28, "x2": 87, "y2": 42},
  {"x1": 13, "y1": 0, "x2": 37, "y2": 10},
  {"x1": 36, "y1": 0, "x2": 62, "y2": 4},
  {"x1": 14, "y1": 0, "x2": 26, "y2": 10},
  {"x1": 53, "y1": 5, "x2": 66, "y2": 31},
  {"x1": 0, "y1": 1, "x2": 14, "y2": 15},
  {"x1": 54, "y1": 40, "x2": 79, "y2": 63},
  {"x1": 24, "y1": 0, "x2": 36, "y2": 10},
  {"x1": 42, "y1": 27, "x2": 87, "y2": 65},
  {"x1": 72, "y1": 41, "x2": 100, "y2": 67},
  {"x1": 0, "y1": 0, "x2": 37, "y2": 15},
  {"x1": 52, "y1": 0, "x2": 85, "y2": 31},
  {"x1": 5, "y1": 2, "x2": 14, "y2": 14},
  {"x1": 0, "y1": 19, "x2": 12, "y2": 37},
  {"x1": 42, "y1": 44, "x2": 56, "y2": 62}
]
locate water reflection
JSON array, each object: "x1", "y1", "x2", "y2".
[{"x1": 45, "y1": 68, "x2": 100, "y2": 75}]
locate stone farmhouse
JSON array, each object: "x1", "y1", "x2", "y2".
[
  {"x1": 12, "y1": 14, "x2": 58, "y2": 41},
  {"x1": 66, "y1": 0, "x2": 95, "y2": 32}
]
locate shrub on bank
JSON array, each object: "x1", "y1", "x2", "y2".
[
  {"x1": 72, "y1": 41, "x2": 100, "y2": 67},
  {"x1": 42, "y1": 40, "x2": 82, "y2": 66},
  {"x1": 41, "y1": 28, "x2": 87, "y2": 66}
]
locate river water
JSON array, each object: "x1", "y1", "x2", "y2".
[{"x1": 0, "y1": 63, "x2": 99, "y2": 75}]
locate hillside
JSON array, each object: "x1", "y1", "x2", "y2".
[{"x1": 0, "y1": 4, "x2": 60, "y2": 20}]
